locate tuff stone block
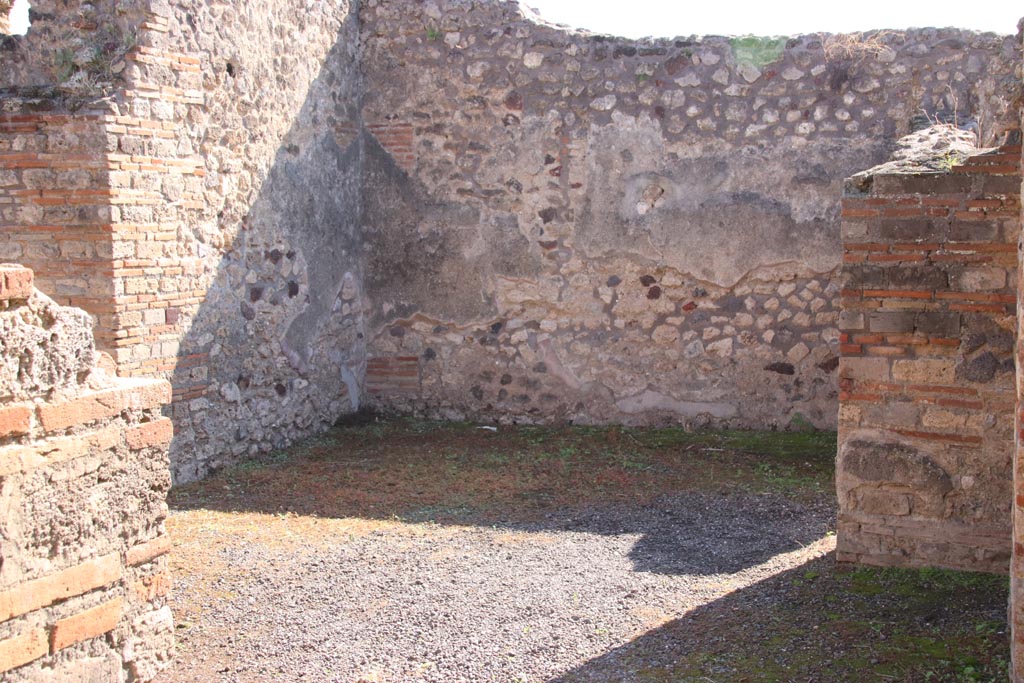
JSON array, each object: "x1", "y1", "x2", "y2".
[
  {"x1": 913, "y1": 311, "x2": 961, "y2": 336},
  {"x1": 892, "y1": 359, "x2": 956, "y2": 384},
  {"x1": 0, "y1": 276, "x2": 173, "y2": 681},
  {"x1": 867, "y1": 311, "x2": 916, "y2": 334}
]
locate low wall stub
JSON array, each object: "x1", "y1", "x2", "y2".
[{"x1": 0, "y1": 264, "x2": 174, "y2": 682}]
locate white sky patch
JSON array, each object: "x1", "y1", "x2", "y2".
[
  {"x1": 523, "y1": 0, "x2": 1022, "y2": 38},
  {"x1": 8, "y1": 0, "x2": 29, "y2": 35}
]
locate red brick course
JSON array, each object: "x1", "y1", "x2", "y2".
[
  {"x1": 37, "y1": 379, "x2": 171, "y2": 433},
  {"x1": 0, "y1": 553, "x2": 122, "y2": 622},
  {"x1": 49, "y1": 597, "x2": 124, "y2": 652}
]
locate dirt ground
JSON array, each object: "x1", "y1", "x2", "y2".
[{"x1": 154, "y1": 418, "x2": 1009, "y2": 683}]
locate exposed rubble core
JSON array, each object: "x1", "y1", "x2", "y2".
[{"x1": 0, "y1": 266, "x2": 174, "y2": 682}]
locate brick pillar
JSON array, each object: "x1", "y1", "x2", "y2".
[
  {"x1": 1012, "y1": 20, "x2": 1024, "y2": 679},
  {"x1": 0, "y1": 106, "x2": 121, "y2": 348},
  {"x1": 837, "y1": 144, "x2": 1020, "y2": 572}
]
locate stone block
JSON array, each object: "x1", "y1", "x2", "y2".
[
  {"x1": 857, "y1": 489, "x2": 911, "y2": 516},
  {"x1": 949, "y1": 266, "x2": 1007, "y2": 292},
  {"x1": 871, "y1": 173, "x2": 972, "y2": 196},
  {"x1": 956, "y1": 352, "x2": 999, "y2": 383},
  {"x1": 921, "y1": 408, "x2": 966, "y2": 431},
  {"x1": 892, "y1": 359, "x2": 956, "y2": 384},
  {"x1": 838, "y1": 437, "x2": 951, "y2": 517},
  {"x1": 839, "y1": 357, "x2": 890, "y2": 381},
  {"x1": 0, "y1": 424, "x2": 120, "y2": 477},
  {"x1": 838, "y1": 310, "x2": 865, "y2": 331},
  {"x1": 914, "y1": 311, "x2": 960, "y2": 336},
  {"x1": 866, "y1": 218, "x2": 946, "y2": 242},
  {"x1": 867, "y1": 311, "x2": 915, "y2": 334},
  {"x1": 949, "y1": 219, "x2": 1002, "y2": 242}
]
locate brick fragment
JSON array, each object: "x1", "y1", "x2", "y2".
[
  {"x1": 125, "y1": 417, "x2": 173, "y2": 450},
  {"x1": 0, "y1": 265, "x2": 34, "y2": 301},
  {"x1": 50, "y1": 598, "x2": 124, "y2": 652},
  {"x1": 0, "y1": 629, "x2": 47, "y2": 673},
  {"x1": 0, "y1": 404, "x2": 32, "y2": 439},
  {"x1": 126, "y1": 535, "x2": 171, "y2": 567}
]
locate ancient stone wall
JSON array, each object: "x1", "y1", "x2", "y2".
[
  {"x1": 836, "y1": 131, "x2": 1020, "y2": 571},
  {"x1": 137, "y1": 0, "x2": 366, "y2": 481},
  {"x1": 4, "y1": 0, "x2": 1023, "y2": 477},
  {"x1": 1, "y1": 0, "x2": 146, "y2": 90},
  {"x1": 359, "y1": 0, "x2": 1021, "y2": 428},
  {"x1": 1, "y1": 0, "x2": 366, "y2": 482},
  {"x1": 0, "y1": 265, "x2": 173, "y2": 682}
]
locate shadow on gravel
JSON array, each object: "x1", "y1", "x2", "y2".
[
  {"x1": 162, "y1": 420, "x2": 1011, "y2": 682},
  {"x1": 168, "y1": 420, "x2": 836, "y2": 577},
  {"x1": 549, "y1": 551, "x2": 1010, "y2": 683}
]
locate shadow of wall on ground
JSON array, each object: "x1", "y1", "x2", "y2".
[
  {"x1": 167, "y1": 421, "x2": 835, "y2": 577},
  {"x1": 547, "y1": 550, "x2": 1010, "y2": 683}
]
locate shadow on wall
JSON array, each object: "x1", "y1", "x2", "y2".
[{"x1": 167, "y1": 14, "x2": 366, "y2": 482}]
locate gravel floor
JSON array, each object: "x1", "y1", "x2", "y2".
[{"x1": 155, "y1": 491, "x2": 834, "y2": 683}]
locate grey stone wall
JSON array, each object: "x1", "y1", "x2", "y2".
[
  {"x1": 151, "y1": 0, "x2": 366, "y2": 481},
  {"x1": 1, "y1": 0, "x2": 367, "y2": 482},
  {"x1": 359, "y1": 0, "x2": 1020, "y2": 429}
]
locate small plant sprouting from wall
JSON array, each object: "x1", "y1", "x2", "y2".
[
  {"x1": 729, "y1": 36, "x2": 786, "y2": 68},
  {"x1": 635, "y1": 63, "x2": 655, "y2": 82},
  {"x1": 937, "y1": 150, "x2": 965, "y2": 172},
  {"x1": 50, "y1": 8, "x2": 137, "y2": 94}
]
